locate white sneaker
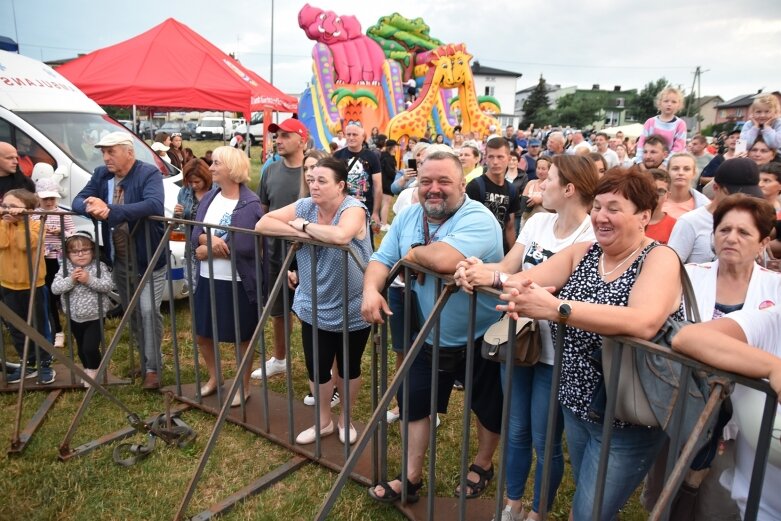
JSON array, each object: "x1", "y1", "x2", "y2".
[
  {"x1": 250, "y1": 357, "x2": 287, "y2": 380},
  {"x1": 303, "y1": 389, "x2": 340, "y2": 407},
  {"x1": 54, "y1": 332, "x2": 65, "y2": 348},
  {"x1": 492, "y1": 505, "x2": 524, "y2": 521},
  {"x1": 83, "y1": 368, "x2": 98, "y2": 388},
  {"x1": 380, "y1": 223, "x2": 390, "y2": 232}
]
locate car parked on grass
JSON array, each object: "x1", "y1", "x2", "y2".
[
  {"x1": 158, "y1": 121, "x2": 193, "y2": 140},
  {"x1": 195, "y1": 116, "x2": 228, "y2": 140}
]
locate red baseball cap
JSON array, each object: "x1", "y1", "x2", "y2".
[{"x1": 268, "y1": 118, "x2": 308, "y2": 140}]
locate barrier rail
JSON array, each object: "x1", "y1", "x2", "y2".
[
  {"x1": 0, "y1": 210, "x2": 195, "y2": 461},
  {"x1": 314, "y1": 262, "x2": 778, "y2": 521},
  {"x1": 2, "y1": 211, "x2": 778, "y2": 520}
]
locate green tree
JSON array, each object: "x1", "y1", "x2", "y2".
[
  {"x1": 633, "y1": 77, "x2": 669, "y2": 121},
  {"x1": 550, "y1": 93, "x2": 605, "y2": 129},
  {"x1": 521, "y1": 76, "x2": 551, "y2": 128}
]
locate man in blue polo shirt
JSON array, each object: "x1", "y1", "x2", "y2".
[{"x1": 362, "y1": 146, "x2": 504, "y2": 503}]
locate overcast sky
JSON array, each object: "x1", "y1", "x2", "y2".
[{"x1": 2, "y1": 0, "x2": 780, "y2": 104}]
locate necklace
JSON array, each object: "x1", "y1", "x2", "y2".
[{"x1": 600, "y1": 241, "x2": 645, "y2": 277}]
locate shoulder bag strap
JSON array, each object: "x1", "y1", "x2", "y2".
[{"x1": 637, "y1": 243, "x2": 701, "y2": 323}]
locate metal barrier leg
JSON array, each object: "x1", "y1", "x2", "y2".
[{"x1": 314, "y1": 285, "x2": 456, "y2": 521}]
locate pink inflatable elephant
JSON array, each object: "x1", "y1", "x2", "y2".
[{"x1": 298, "y1": 3, "x2": 386, "y2": 84}]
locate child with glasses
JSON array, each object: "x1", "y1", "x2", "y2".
[
  {"x1": 0, "y1": 188, "x2": 55, "y2": 384},
  {"x1": 51, "y1": 230, "x2": 113, "y2": 387}
]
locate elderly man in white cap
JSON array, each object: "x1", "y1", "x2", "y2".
[{"x1": 72, "y1": 131, "x2": 167, "y2": 389}]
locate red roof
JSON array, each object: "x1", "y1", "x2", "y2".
[{"x1": 56, "y1": 18, "x2": 297, "y2": 116}]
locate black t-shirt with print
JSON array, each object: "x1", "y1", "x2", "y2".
[
  {"x1": 334, "y1": 147, "x2": 380, "y2": 213},
  {"x1": 465, "y1": 175, "x2": 521, "y2": 231}
]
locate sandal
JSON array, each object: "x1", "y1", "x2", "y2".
[
  {"x1": 367, "y1": 475, "x2": 423, "y2": 504},
  {"x1": 455, "y1": 463, "x2": 494, "y2": 499}
]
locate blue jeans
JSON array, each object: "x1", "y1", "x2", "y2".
[
  {"x1": 500, "y1": 362, "x2": 564, "y2": 513},
  {"x1": 562, "y1": 407, "x2": 667, "y2": 521},
  {"x1": 113, "y1": 262, "x2": 165, "y2": 373}
]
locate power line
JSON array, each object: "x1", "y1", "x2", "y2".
[{"x1": 479, "y1": 58, "x2": 695, "y2": 71}]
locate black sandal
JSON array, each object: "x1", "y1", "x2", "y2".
[
  {"x1": 367, "y1": 475, "x2": 423, "y2": 504},
  {"x1": 455, "y1": 463, "x2": 494, "y2": 499}
]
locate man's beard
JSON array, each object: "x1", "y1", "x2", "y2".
[
  {"x1": 423, "y1": 193, "x2": 463, "y2": 220},
  {"x1": 644, "y1": 158, "x2": 663, "y2": 169}
]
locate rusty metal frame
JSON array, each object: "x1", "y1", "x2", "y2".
[
  {"x1": 171, "y1": 230, "x2": 367, "y2": 521},
  {"x1": 7, "y1": 389, "x2": 63, "y2": 455}
]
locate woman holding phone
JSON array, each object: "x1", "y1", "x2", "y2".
[{"x1": 391, "y1": 142, "x2": 429, "y2": 195}]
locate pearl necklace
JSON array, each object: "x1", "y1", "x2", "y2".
[{"x1": 600, "y1": 241, "x2": 645, "y2": 277}]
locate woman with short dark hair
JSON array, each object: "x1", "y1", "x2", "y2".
[
  {"x1": 496, "y1": 167, "x2": 684, "y2": 519},
  {"x1": 643, "y1": 193, "x2": 781, "y2": 517},
  {"x1": 256, "y1": 156, "x2": 372, "y2": 446}
]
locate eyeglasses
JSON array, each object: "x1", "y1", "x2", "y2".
[
  {"x1": 656, "y1": 188, "x2": 669, "y2": 196},
  {"x1": 1, "y1": 204, "x2": 24, "y2": 210},
  {"x1": 68, "y1": 248, "x2": 93, "y2": 256}
]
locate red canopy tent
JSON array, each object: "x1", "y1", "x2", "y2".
[{"x1": 56, "y1": 18, "x2": 297, "y2": 118}]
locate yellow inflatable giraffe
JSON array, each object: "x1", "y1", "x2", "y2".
[
  {"x1": 386, "y1": 44, "x2": 460, "y2": 145},
  {"x1": 448, "y1": 45, "x2": 500, "y2": 140}
]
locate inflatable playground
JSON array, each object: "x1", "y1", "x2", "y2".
[{"x1": 296, "y1": 3, "x2": 502, "y2": 150}]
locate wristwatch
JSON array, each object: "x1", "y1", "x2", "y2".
[
  {"x1": 301, "y1": 220, "x2": 310, "y2": 232},
  {"x1": 557, "y1": 301, "x2": 572, "y2": 323}
]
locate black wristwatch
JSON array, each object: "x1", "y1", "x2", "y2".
[
  {"x1": 410, "y1": 242, "x2": 424, "y2": 249},
  {"x1": 557, "y1": 301, "x2": 572, "y2": 323}
]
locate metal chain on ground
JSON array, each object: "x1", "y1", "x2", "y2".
[{"x1": 113, "y1": 392, "x2": 196, "y2": 466}]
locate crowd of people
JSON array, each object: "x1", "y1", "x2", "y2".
[{"x1": 1, "y1": 87, "x2": 781, "y2": 520}]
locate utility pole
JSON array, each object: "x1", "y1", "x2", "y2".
[
  {"x1": 686, "y1": 66, "x2": 708, "y2": 133},
  {"x1": 270, "y1": 0, "x2": 275, "y2": 86}
]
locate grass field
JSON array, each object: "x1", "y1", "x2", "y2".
[{"x1": 0, "y1": 139, "x2": 649, "y2": 519}]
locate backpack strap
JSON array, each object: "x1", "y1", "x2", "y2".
[{"x1": 475, "y1": 174, "x2": 486, "y2": 202}]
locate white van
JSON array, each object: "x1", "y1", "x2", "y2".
[{"x1": 0, "y1": 50, "x2": 188, "y2": 300}]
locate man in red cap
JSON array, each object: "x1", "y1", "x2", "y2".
[{"x1": 252, "y1": 118, "x2": 309, "y2": 381}]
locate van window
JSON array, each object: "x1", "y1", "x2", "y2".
[
  {"x1": 0, "y1": 122, "x2": 56, "y2": 176},
  {"x1": 17, "y1": 112, "x2": 170, "y2": 174}
]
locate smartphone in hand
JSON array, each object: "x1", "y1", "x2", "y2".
[
  {"x1": 407, "y1": 158, "x2": 417, "y2": 170},
  {"x1": 735, "y1": 139, "x2": 747, "y2": 155}
]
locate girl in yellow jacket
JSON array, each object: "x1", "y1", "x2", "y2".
[{"x1": 0, "y1": 188, "x2": 54, "y2": 384}]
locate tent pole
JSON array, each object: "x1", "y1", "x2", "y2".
[
  {"x1": 132, "y1": 105, "x2": 137, "y2": 134},
  {"x1": 263, "y1": 108, "x2": 272, "y2": 163},
  {"x1": 244, "y1": 110, "x2": 251, "y2": 158}
]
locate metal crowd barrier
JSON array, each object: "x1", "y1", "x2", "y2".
[
  {"x1": 313, "y1": 261, "x2": 778, "y2": 521},
  {"x1": 150, "y1": 221, "x2": 377, "y2": 520},
  {"x1": 3, "y1": 210, "x2": 778, "y2": 520},
  {"x1": 0, "y1": 210, "x2": 116, "y2": 452}
]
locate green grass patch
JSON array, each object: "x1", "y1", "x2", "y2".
[{"x1": 0, "y1": 256, "x2": 648, "y2": 521}]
